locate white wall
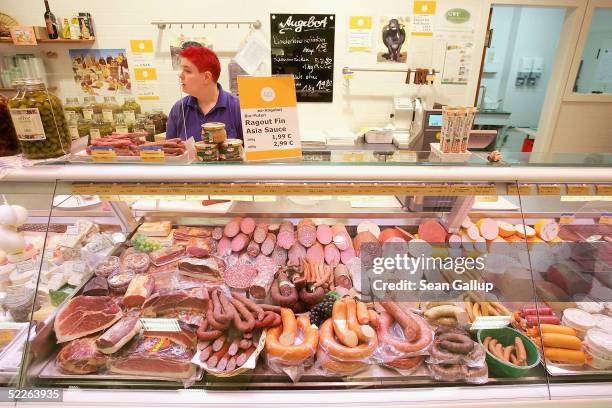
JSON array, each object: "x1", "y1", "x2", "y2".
[
  {"x1": 575, "y1": 8, "x2": 612, "y2": 93},
  {"x1": 0, "y1": 0, "x2": 487, "y2": 133}
]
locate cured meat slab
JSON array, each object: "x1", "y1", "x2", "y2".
[
  {"x1": 56, "y1": 337, "x2": 107, "y2": 374},
  {"x1": 55, "y1": 296, "x2": 123, "y2": 343},
  {"x1": 142, "y1": 287, "x2": 209, "y2": 317}
]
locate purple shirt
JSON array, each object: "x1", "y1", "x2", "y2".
[{"x1": 166, "y1": 83, "x2": 243, "y2": 141}]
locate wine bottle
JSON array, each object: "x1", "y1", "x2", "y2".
[{"x1": 43, "y1": 0, "x2": 59, "y2": 39}]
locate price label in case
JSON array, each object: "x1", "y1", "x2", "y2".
[
  {"x1": 538, "y1": 184, "x2": 561, "y2": 195},
  {"x1": 566, "y1": 184, "x2": 590, "y2": 195},
  {"x1": 600, "y1": 212, "x2": 612, "y2": 225},
  {"x1": 507, "y1": 184, "x2": 531, "y2": 195},
  {"x1": 596, "y1": 184, "x2": 612, "y2": 196},
  {"x1": 90, "y1": 146, "x2": 117, "y2": 163},
  {"x1": 139, "y1": 146, "x2": 165, "y2": 163},
  {"x1": 559, "y1": 213, "x2": 576, "y2": 224}
]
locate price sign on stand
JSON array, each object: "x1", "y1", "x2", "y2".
[
  {"x1": 238, "y1": 76, "x2": 302, "y2": 162},
  {"x1": 90, "y1": 146, "x2": 117, "y2": 163},
  {"x1": 139, "y1": 145, "x2": 165, "y2": 163}
]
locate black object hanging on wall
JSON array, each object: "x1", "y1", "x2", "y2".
[{"x1": 270, "y1": 14, "x2": 335, "y2": 103}]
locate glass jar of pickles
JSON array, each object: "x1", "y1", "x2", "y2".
[
  {"x1": 67, "y1": 116, "x2": 90, "y2": 141},
  {"x1": 149, "y1": 109, "x2": 168, "y2": 133},
  {"x1": 121, "y1": 96, "x2": 141, "y2": 123},
  {"x1": 77, "y1": 117, "x2": 90, "y2": 139},
  {"x1": 102, "y1": 96, "x2": 120, "y2": 122},
  {"x1": 219, "y1": 139, "x2": 243, "y2": 161},
  {"x1": 0, "y1": 93, "x2": 20, "y2": 157},
  {"x1": 64, "y1": 97, "x2": 82, "y2": 122},
  {"x1": 89, "y1": 113, "x2": 112, "y2": 143},
  {"x1": 7, "y1": 78, "x2": 72, "y2": 159},
  {"x1": 201, "y1": 122, "x2": 227, "y2": 143},
  {"x1": 114, "y1": 113, "x2": 132, "y2": 134},
  {"x1": 82, "y1": 96, "x2": 98, "y2": 120}
]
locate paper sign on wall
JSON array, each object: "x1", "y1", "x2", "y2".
[
  {"x1": 238, "y1": 76, "x2": 302, "y2": 162},
  {"x1": 441, "y1": 41, "x2": 474, "y2": 85},
  {"x1": 130, "y1": 39, "x2": 160, "y2": 101},
  {"x1": 412, "y1": 1, "x2": 436, "y2": 37},
  {"x1": 348, "y1": 16, "x2": 372, "y2": 52}
]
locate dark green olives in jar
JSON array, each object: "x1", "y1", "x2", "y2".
[
  {"x1": 8, "y1": 79, "x2": 72, "y2": 159},
  {"x1": 0, "y1": 93, "x2": 20, "y2": 156}
]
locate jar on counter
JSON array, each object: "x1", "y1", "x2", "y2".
[
  {"x1": 121, "y1": 96, "x2": 141, "y2": 123},
  {"x1": 7, "y1": 78, "x2": 72, "y2": 159},
  {"x1": 143, "y1": 115, "x2": 156, "y2": 142},
  {"x1": 195, "y1": 142, "x2": 219, "y2": 161},
  {"x1": 149, "y1": 109, "x2": 168, "y2": 133},
  {"x1": 201, "y1": 122, "x2": 227, "y2": 144},
  {"x1": 89, "y1": 113, "x2": 112, "y2": 143},
  {"x1": 114, "y1": 113, "x2": 132, "y2": 134},
  {"x1": 219, "y1": 139, "x2": 243, "y2": 161},
  {"x1": 0, "y1": 93, "x2": 20, "y2": 157},
  {"x1": 66, "y1": 117, "x2": 80, "y2": 140},
  {"x1": 82, "y1": 96, "x2": 98, "y2": 120},
  {"x1": 64, "y1": 97, "x2": 82, "y2": 122},
  {"x1": 76, "y1": 117, "x2": 90, "y2": 139},
  {"x1": 102, "y1": 96, "x2": 120, "y2": 122}
]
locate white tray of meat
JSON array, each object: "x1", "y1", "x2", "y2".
[{"x1": 71, "y1": 133, "x2": 195, "y2": 164}]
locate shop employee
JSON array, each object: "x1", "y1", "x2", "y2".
[{"x1": 166, "y1": 46, "x2": 243, "y2": 140}]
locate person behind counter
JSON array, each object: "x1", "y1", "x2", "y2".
[{"x1": 166, "y1": 46, "x2": 243, "y2": 141}]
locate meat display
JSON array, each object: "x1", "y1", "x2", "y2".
[
  {"x1": 174, "y1": 226, "x2": 212, "y2": 241},
  {"x1": 56, "y1": 337, "x2": 108, "y2": 374},
  {"x1": 55, "y1": 296, "x2": 123, "y2": 343},
  {"x1": 143, "y1": 321, "x2": 197, "y2": 349},
  {"x1": 185, "y1": 237, "x2": 214, "y2": 258},
  {"x1": 87, "y1": 135, "x2": 186, "y2": 157}
]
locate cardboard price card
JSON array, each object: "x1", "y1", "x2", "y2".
[{"x1": 238, "y1": 76, "x2": 302, "y2": 161}]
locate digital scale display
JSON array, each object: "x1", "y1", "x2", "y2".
[{"x1": 427, "y1": 114, "x2": 443, "y2": 127}]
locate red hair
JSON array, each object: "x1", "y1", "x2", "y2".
[{"x1": 180, "y1": 46, "x2": 221, "y2": 82}]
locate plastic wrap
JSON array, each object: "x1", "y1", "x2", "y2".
[
  {"x1": 93, "y1": 256, "x2": 120, "y2": 278},
  {"x1": 374, "y1": 311, "x2": 433, "y2": 362},
  {"x1": 427, "y1": 362, "x2": 489, "y2": 384},
  {"x1": 149, "y1": 245, "x2": 186, "y2": 267},
  {"x1": 426, "y1": 328, "x2": 486, "y2": 367}
]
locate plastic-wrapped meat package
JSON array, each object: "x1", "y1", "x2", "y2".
[
  {"x1": 426, "y1": 327, "x2": 486, "y2": 367},
  {"x1": 149, "y1": 245, "x2": 186, "y2": 266},
  {"x1": 185, "y1": 237, "x2": 214, "y2": 258},
  {"x1": 123, "y1": 251, "x2": 151, "y2": 274},
  {"x1": 374, "y1": 311, "x2": 433, "y2": 363}
]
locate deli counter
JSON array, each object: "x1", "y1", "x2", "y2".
[{"x1": 0, "y1": 159, "x2": 611, "y2": 407}]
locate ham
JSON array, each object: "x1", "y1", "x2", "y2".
[
  {"x1": 123, "y1": 275, "x2": 155, "y2": 308},
  {"x1": 143, "y1": 321, "x2": 197, "y2": 349},
  {"x1": 96, "y1": 313, "x2": 142, "y2": 354},
  {"x1": 57, "y1": 337, "x2": 107, "y2": 374},
  {"x1": 142, "y1": 287, "x2": 209, "y2": 317},
  {"x1": 55, "y1": 296, "x2": 123, "y2": 343}
]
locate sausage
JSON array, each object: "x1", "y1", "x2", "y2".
[
  {"x1": 239, "y1": 338, "x2": 252, "y2": 349},
  {"x1": 503, "y1": 345, "x2": 515, "y2": 362},
  {"x1": 539, "y1": 324, "x2": 576, "y2": 336},
  {"x1": 320, "y1": 318, "x2": 377, "y2": 361},
  {"x1": 543, "y1": 347, "x2": 586, "y2": 364},
  {"x1": 345, "y1": 298, "x2": 375, "y2": 342},
  {"x1": 483, "y1": 336, "x2": 492, "y2": 350},
  {"x1": 331, "y1": 224, "x2": 352, "y2": 251},
  {"x1": 526, "y1": 315, "x2": 560, "y2": 326},
  {"x1": 236, "y1": 346, "x2": 256, "y2": 367},
  {"x1": 534, "y1": 219, "x2": 559, "y2": 242},
  {"x1": 316, "y1": 348, "x2": 368, "y2": 374},
  {"x1": 216, "y1": 236, "x2": 232, "y2": 256},
  {"x1": 332, "y1": 300, "x2": 359, "y2": 348},
  {"x1": 418, "y1": 219, "x2": 447, "y2": 244},
  {"x1": 287, "y1": 242, "x2": 307, "y2": 266},
  {"x1": 367, "y1": 310, "x2": 379, "y2": 328},
  {"x1": 207, "y1": 342, "x2": 230, "y2": 367},
  {"x1": 200, "y1": 344, "x2": 213, "y2": 361},
  {"x1": 379, "y1": 301, "x2": 420, "y2": 342},
  {"x1": 277, "y1": 221, "x2": 295, "y2": 250},
  {"x1": 224, "y1": 217, "x2": 242, "y2": 238},
  {"x1": 520, "y1": 306, "x2": 553, "y2": 317},
  {"x1": 212, "y1": 290, "x2": 233, "y2": 323},
  {"x1": 541, "y1": 333, "x2": 582, "y2": 350},
  {"x1": 324, "y1": 243, "x2": 341, "y2": 267},
  {"x1": 212, "y1": 335, "x2": 227, "y2": 352},
  {"x1": 386, "y1": 355, "x2": 423, "y2": 370},
  {"x1": 299, "y1": 285, "x2": 325, "y2": 305},
  {"x1": 448, "y1": 234, "x2": 462, "y2": 249},
  {"x1": 306, "y1": 242, "x2": 325, "y2": 265},
  {"x1": 206, "y1": 306, "x2": 230, "y2": 331},
  {"x1": 231, "y1": 292, "x2": 265, "y2": 320},
  {"x1": 265, "y1": 315, "x2": 319, "y2": 362},
  {"x1": 297, "y1": 219, "x2": 317, "y2": 248},
  {"x1": 240, "y1": 217, "x2": 256, "y2": 234},
  {"x1": 260, "y1": 304, "x2": 281, "y2": 312},
  {"x1": 437, "y1": 332, "x2": 474, "y2": 354},
  {"x1": 253, "y1": 223, "x2": 269, "y2": 244},
  {"x1": 515, "y1": 337, "x2": 527, "y2": 362},
  {"x1": 261, "y1": 233, "x2": 276, "y2": 256},
  {"x1": 254, "y1": 310, "x2": 281, "y2": 328},
  {"x1": 476, "y1": 218, "x2": 500, "y2": 241},
  {"x1": 377, "y1": 312, "x2": 432, "y2": 353},
  {"x1": 271, "y1": 279, "x2": 298, "y2": 308},
  {"x1": 226, "y1": 356, "x2": 237, "y2": 371},
  {"x1": 196, "y1": 321, "x2": 223, "y2": 341},
  {"x1": 246, "y1": 240, "x2": 260, "y2": 257},
  {"x1": 353, "y1": 231, "x2": 379, "y2": 256},
  {"x1": 228, "y1": 338, "x2": 241, "y2": 356},
  {"x1": 229, "y1": 297, "x2": 255, "y2": 332},
  {"x1": 356, "y1": 221, "x2": 381, "y2": 238},
  {"x1": 424, "y1": 305, "x2": 469, "y2": 327},
  {"x1": 378, "y1": 228, "x2": 405, "y2": 243},
  {"x1": 231, "y1": 233, "x2": 249, "y2": 252},
  {"x1": 340, "y1": 247, "x2": 357, "y2": 264},
  {"x1": 316, "y1": 224, "x2": 333, "y2": 245},
  {"x1": 212, "y1": 227, "x2": 223, "y2": 240},
  {"x1": 279, "y1": 307, "x2": 297, "y2": 346}
]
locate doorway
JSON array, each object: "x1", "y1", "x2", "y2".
[{"x1": 474, "y1": 5, "x2": 567, "y2": 153}]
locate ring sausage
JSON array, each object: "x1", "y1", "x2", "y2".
[
  {"x1": 206, "y1": 306, "x2": 230, "y2": 331},
  {"x1": 231, "y1": 292, "x2": 265, "y2": 321},
  {"x1": 379, "y1": 301, "x2": 420, "y2": 342},
  {"x1": 437, "y1": 332, "x2": 474, "y2": 354},
  {"x1": 196, "y1": 319, "x2": 223, "y2": 341},
  {"x1": 279, "y1": 308, "x2": 297, "y2": 346},
  {"x1": 229, "y1": 297, "x2": 255, "y2": 332},
  {"x1": 332, "y1": 301, "x2": 358, "y2": 347},
  {"x1": 345, "y1": 298, "x2": 376, "y2": 342},
  {"x1": 376, "y1": 312, "x2": 432, "y2": 353},
  {"x1": 212, "y1": 290, "x2": 234, "y2": 323},
  {"x1": 386, "y1": 355, "x2": 423, "y2": 370},
  {"x1": 271, "y1": 279, "x2": 299, "y2": 308},
  {"x1": 265, "y1": 315, "x2": 319, "y2": 362},
  {"x1": 319, "y1": 319, "x2": 378, "y2": 361}
]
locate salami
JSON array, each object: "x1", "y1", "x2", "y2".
[
  {"x1": 240, "y1": 217, "x2": 256, "y2": 235},
  {"x1": 212, "y1": 227, "x2": 223, "y2": 241},
  {"x1": 246, "y1": 240, "x2": 260, "y2": 257},
  {"x1": 224, "y1": 217, "x2": 242, "y2": 238},
  {"x1": 306, "y1": 241, "x2": 325, "y2": 264},
  {"x1": 277, "y1": 221, "x2": 295, "y2": 250},
  {"x1": 253, "y1": 223, "x2": 269, "y2": 244},
  {"x1": 288, "y1": 242, "x2": 307, "y2": 266},
  {"x1": 271, "y1": 245, "x2": 288, "y2": 267},
  {"x1": 324, "y1": 243, "x2": 341, "y2": 267},
  {"x1": 261, "y1": 233, "x2": 276, "y2": 256},
  {"x1": 297, "y1": 219, "x2": 317, "y2": 248},
  {"x1": 223, "y1": 262, "x2": 257, "y2": 289},
  {"x1": 316, "y1": 224, "x2": 333, "y2": 245},
  {"x1": 418, "y1": 219, "x2": 447, "y2": 244},
  {"x1": 250, "y1": 257, "x2": 278, "y2": 299},
  {"x1": 340, "y1": 247, "x2": 357, "y2": 264},
  {"x1": 231, "y1": 233, "x2": 249, "y2": 252}
]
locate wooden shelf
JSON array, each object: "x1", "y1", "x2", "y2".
[{"x1": 0, "y1": 37, "x2": 95, "y2": 44}]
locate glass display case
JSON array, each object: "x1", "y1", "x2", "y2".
[{"x1": 0, "y1": 159, "x2": 610, "y2": 406}]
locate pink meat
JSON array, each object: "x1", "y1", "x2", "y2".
[
  {"x1": 271, "y1": 246, "x2": 288, "y2": 267},
  {"x1": 288, "y1": 242, "x2": 307, "y2": 266},
  {"x1": 261, "y1": 232, "x2": 276, "y2": 256},
  {"x1": 316, "y1": 224, "x2": 333, "y2": 245},
  {"x1": 223, "y1": 217, "x2": 242, "y2": 238},
  {"x1": 306, "y1": 242, "x2": 325, "y2": 265},
  {"x1": 417, "y1": 219, "x2": 447, "y2": 244},
  {"x1": 277, "y1": 221, "x2": 295, "y2": 250},
  {"x1": 246, "y1": 240, "x2": 260, "y2": 257},
  {"x1": 253, "y1": 223, "x2": 268, "y2": 244},
  {"x1": 240, "y1": 217, "x2": 256, "y2": 234},
  {"x1": 216, "y1": 236, "x2": 232, "y2": 256},
  {"x1": 340, "y1": 247, "x2": 357, "y2": 264},
  {"x1": 324, "y1": 243, "x2": 340, "y2": 267},
  {"x1": 297, "y1": 219, "x2": 317, "y2": 248},
  {"x1": 231, "y1": 233, "x2": 249, "y2": 252}
]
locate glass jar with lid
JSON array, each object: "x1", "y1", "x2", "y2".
[
  {"x1": 114, "y1": 113, "x2": 132, "y2": 134},
  {"x1": 77, "y1": 117, "x2": 90, "y2": 139},
  {"x1": 7, "y1": 78, "x2": 72, "y2": 159},
  {"x1": 82, "y1": 96, "x2": 97, "y2": 120},
  {"x1": 0, "y1": 93, "x2": 20, "y2": 156},
  {"x1": 149, "y1": 109, "x2": 168, "y2": 133},
  {"x1": 64, "y1": 97, "x2": 82, "y2": 122},
  {"x1": 143, "y1": 115, "x2": 156, "y2": 142},
  {"x1": 121, "y1": 96, "x2": 141, "y2": 123},
  {"x1": 89, "y1": 113, "x2": 113, "y2": 143},
  {"x1": 66, "y1": 117, "x2": 80, "y2": 140},
  {"x1": 102, "y1": 96, "x2": 120, "y2": 122}
]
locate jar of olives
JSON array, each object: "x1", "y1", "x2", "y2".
[
  {"x1": 149, "y1": 109, "x2": 168, "y2": 133},
  {"x1": 64, "y1": 97, "x2": 82, "y2": 122},
  {"x1": 114, "y1": 113, "x2": 132, "y2": 134},
  {"x1": 82, "y1": 96, "x2": 98, "y2": 120},
  {"x1": 121, "y1": 96, "x2": 141, "y2": 123},
  {"x1": 8, "y1": 78, "x2": 72, "y2": 159},
  {"x1": 0, "y1": 93, "x2": 20, "y2": 157},
  {"x1": 102, "y1": 96, "x2": 120, "y2": 122},
  {"x1": 77, "y1": 117, "x2": 90, "y2": 139},
  {"x1": 89, "y1": 113, "x2": 113, "y2": 143}
]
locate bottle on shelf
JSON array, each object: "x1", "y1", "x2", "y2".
[
  {"x1": 114, "y1": 113, "x2": 130, "y2": 134},
  {"x1": 62, "y1": 18, "x2": 71, "y2": 39},
  {"x1": 64, "y1": 97, "x2": 82, "y2": 122},
  {"x1": 70, "y1": 13, "x2": 81, "y2": 40},
  {"x1": 101, "y1": 96, "x2": 119, "y2": 122},
  {"x1": 89, "y1": 113, "x2": 112, "y2": 144},
  {"x1": 82, "y1": 96, "x2": 96, "y2": 120},
  {"x1": 43, "y1": 0, "x2": 59, "y2": 39},
  {"x1": 121, "y1": 96, "x2": 141, "y2": 124}
]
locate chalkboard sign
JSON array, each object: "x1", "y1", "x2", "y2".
[{"x1": 270, "y1": 14, "x2": 335, "y2": 103}]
